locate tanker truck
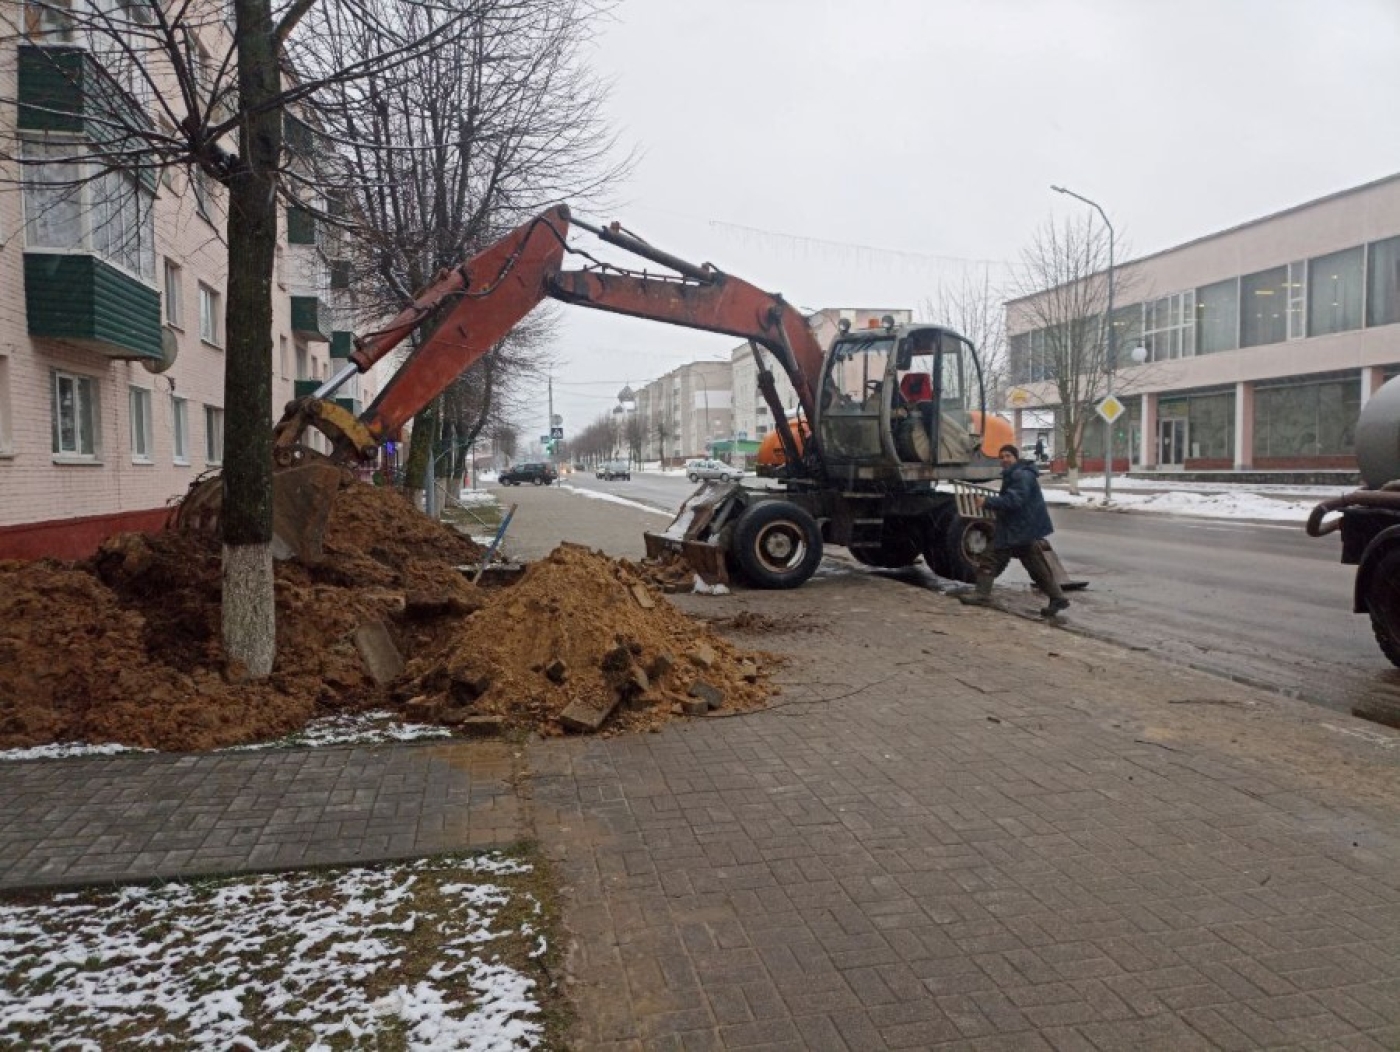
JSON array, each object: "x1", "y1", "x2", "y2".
[{"x1": 1307, "y1": 377, "x2": 1400, "y2": 665}]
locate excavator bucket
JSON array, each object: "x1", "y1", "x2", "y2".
[
  {"x1": 173, "y1": 460, "x2": 344, "y2": 564},
  {"x1": 642, "y1": 482, "x2": 743, "y2": 586}
]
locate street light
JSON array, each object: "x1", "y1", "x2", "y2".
[{"x1": 1051, "y1": 184, "x2": 1117, "y2": 504}]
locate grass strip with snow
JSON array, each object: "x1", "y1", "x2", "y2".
[{"x1": 0, "y1": 852, "x2": 563, "y2": 1050}]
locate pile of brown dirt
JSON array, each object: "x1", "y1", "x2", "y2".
[
  {"x1": 0, "y1": 480, "x2": 773, "y2": 752},
  {"x1": 397, "y1": 544, "x2": 774, "y2": 735}
]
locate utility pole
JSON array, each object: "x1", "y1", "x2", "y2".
[{"x1": 547, "y1": 374, "x2": 555, "y2": 476}]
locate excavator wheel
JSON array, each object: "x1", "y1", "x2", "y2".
[
  {"x1": 923, "y1": 511, "x2": 994, "y2": 584},
  {"x1": 732, "y1": 500, "x2": 824, "y2": 589},
  {"x1": 849, "y1": 527, "x2": 922, "y2": 569}
]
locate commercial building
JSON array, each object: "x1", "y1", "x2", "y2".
[
  {"x1": 0, "y1": 13, "x2": 366, "y2": 558},
  {"x1": 1005, "y1": 173, "x2": 1400, "y2": 475}
]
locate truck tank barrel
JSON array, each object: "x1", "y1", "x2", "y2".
[{"x1": 1356, "y1": 376, "x2": 1400, "y2": 489}]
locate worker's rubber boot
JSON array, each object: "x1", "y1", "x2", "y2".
[
  {"x1": 959, "y1": 572, "x2": 996, "y2": 607},
  {"x1": 1041, "y1": 597, "x2": 1070, "y2": 618}
]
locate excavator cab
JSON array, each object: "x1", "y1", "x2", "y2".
[{"x1": 816, "y1": 323, "x2": 999, "y2": 481}]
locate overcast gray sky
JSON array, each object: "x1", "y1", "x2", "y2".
[{"x1": 540, "y1": 0, "x2": 1400, "y2": 439}]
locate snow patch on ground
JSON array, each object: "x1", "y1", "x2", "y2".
[
  {"x1": 221, "y1": 710, "x2": 453, "y2": 750},
  {"x1": 0, "y1": 742, "x2": 155, "y2": 762},
  {"x1": 1042, "y1": 486, "x2": 1321, "y2": 522},
  {"x1": 555, "y1": 484, "x2": 673, "y2": 517},
  {"x1": 0, "y1": 855, "x2": 543, "y2": 1050}
]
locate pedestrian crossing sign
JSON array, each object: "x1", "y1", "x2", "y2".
[{"x1": 1096, "y1": 394, "x2": 1126, "y2": 424}]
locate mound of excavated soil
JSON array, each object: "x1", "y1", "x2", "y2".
[
  {"x1": 398, "y1": 544, "x2": 772, "y2": 735},
  {"x1": 0, "y1": 478, "x2": 774, "y2": 752}
]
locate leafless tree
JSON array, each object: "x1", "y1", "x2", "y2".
[
  {"x1": 1009, "y1": 212, "x2": 1143, "y2": 491},
  {"x1": 1, "y1": 0, "x2": 504, "y2": 677},
  {"x1": 922, "y1": 265, "x2": 1010, "y2": 414},
  {"x1": 298, "y1": 0, "x2": 628, "y2": 498}
]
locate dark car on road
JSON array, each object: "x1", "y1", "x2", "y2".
[
  {"x1": 596, "y1": 460, "x2": 631, "y2": 481},
  {"x1": 498, "y1": 462, "x2": 557, "y2": 486}
]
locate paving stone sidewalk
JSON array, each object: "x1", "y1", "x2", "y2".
[
  {"x1": 528, "y1": 572, "x2": 1400, "y2": 1049},
  {"x1": 0, "y1": 741, "x2": 523, "y2": 890}
]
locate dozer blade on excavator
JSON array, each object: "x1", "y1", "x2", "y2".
[
  {"x1": 642, "y1": 482, "x2": 744, "y2": 586},
  {"x1": 173, "y1": 460, "x2": 345, "y2": 564}
]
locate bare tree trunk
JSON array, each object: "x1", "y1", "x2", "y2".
[{"x1": 220, "y1": 0, "x2": 281, "y2": 679}]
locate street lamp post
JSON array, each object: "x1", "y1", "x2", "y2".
[{"x1": 1051, "y1": 185, "x2": 1117, "y2": 504}]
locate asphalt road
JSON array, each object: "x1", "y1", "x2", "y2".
[{"x1": 546, "y1": 472, "x2": 1400, "y2": 715}]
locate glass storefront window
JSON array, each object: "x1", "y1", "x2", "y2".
[
  {"x1": 1367, "y1": 235, "x2": 1400, "y2": 328},
  {"x1": 1196, "y1": 279, "x2": 1239, "y2": 354},
  {"x1": 1241, "y1": 266, "x2": 1289, "y2": 347},
  {"x1": 1307, "y1": 247, "x2": 1364, "y2": 337},
  {"x1": 1253, "y1": 377, "x2": 1360, "y2": 458}
]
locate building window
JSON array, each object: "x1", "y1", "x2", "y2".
[
  {"x1": 1110, "y1": 304, "x2": 1143, "y2": 367},
  {"x1": 1142, "y1": 291, "x2": 1195, "y2": 361},
  {"x1": 52, "y1": 369, "x2": 98, "y2": 459},
  {"x1": 1367, "y1": 235, "x2": 1400, "y2": 329},
  {"x1": 1240, "y1": 266, "x2": 1289, "y2": 348},
  {"x1": 24, "y1": 0, "x2": 74, "y2": 40},
  {"x1": 129, "y1": 385, "x2": 152, "y2": 461},
  {"x1": 329, "y1": 258, "x2": 351, "y2": 290},
  {"x1": 171, "y1": 395, "x2": 188, "y2": 463},
  {"x1": 198, "y1": 283, "x2": 221, "y2": 345},
  {"x1": 205, "y1": 405, "x2": 224, "y2": 464},
  {"x1": 279, "y1": 335, "x2": 289, "y2": 380},
  {"x1": 1287, "y1": 261, "x2": 1306, "y2": 340},
  {"x1": 1307, "y1": 246, "x2": 1364, "y2": 337},
  {"x1": 295, "y1": 339, "x2": 309, "y2": 379},
  {"x1": 163, "y1": 259, "x2": 183, "y2": 327},
  {"x1": 1254, "y1": 376, "x2": 1360, "y2": 459},
  {"x1": 192, "y1": 167, "x2": 212, "y2": 220},
  {"x1": 22, "y1": 140, "x2": 155, "y2": 280},
  {"x1": 1195, "y1": 279, "x2": 1239, "y2": 355}
]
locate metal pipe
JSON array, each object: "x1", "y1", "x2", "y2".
[
  {"x1": 312, "y1": 360, "x2": 360, "y2": 400},
  {"x1": 569, "y1": 214, "x2": 717, "y2": 284}
]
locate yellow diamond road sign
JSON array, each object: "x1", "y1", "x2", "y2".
[{"x1": 1097, "y1": 394, "x2": 1126, "y2": 424}]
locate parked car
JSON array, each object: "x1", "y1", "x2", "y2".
[
  {"x1": 596, "y1": 460, "x2": 631, "y2": 481},
  {"x1": 498, "y1": 462, "x2": 557, "y2": 486},
  {"x1": 685, "y1": 458, "x2": 744, "y2": 483}
]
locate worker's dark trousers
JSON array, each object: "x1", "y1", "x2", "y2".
[{"x1": 973, "y1": 543, "x2": 1065, "y2": 601}]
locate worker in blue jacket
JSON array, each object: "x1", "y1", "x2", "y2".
[{"x1": 968, "y1": 443, "x2": 1069, "y2": 618}]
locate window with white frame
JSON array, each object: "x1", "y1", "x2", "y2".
[
  {"x1": 1142, "y1": 290, "x2": 1195, "y2": 362},
  {"x1": 199, "y1": 283, "x2": 221, "y2": 345},
  {"x1": 163, "y1": 258, "x2": 183, "y2": 327},
  {"x1": 1287, "y1": 260, "x2": 1307, "y2": 340},
  {"x1": 279, "y1": 335, "x2": 289, "y2": 379},
  {"x1": 22, "y1": 139, "x2": 155, "y2": 280},
  {"x1": 204, "y1": 405, "x2": 224, "y2": 464},
  {"x1": 295, "y1": 339, "x2": 309, "y2": 379},
  {"x1": 171, "y1": 394, "x2": 188, "y2": 463},
  {"x1": 52, "y1": 369, "x2": 99, "y2": 459},
  {"x1": 129, "y1": 385, "x2": 153, "y2": 461},
  {"x1": 192, "y1": 167, "x2": 211, "y2": 220},
  {"x1": 24, "y1": 0, "x2": 74, "y2": 40}
]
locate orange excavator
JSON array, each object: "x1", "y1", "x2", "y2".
[{"x1": 177, "y1": 204, "x2": 1014, "y2": 587}]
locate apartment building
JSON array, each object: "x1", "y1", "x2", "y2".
[
  {"x1": 0, "y1": 9, "x2": 365, "y2": 558},
  {"x1": 1005, "y1": 173, "x2": 1400, "y2": 474},
  {"x1": 633, "y1": 360, "x2": 733, "y2": 465}
]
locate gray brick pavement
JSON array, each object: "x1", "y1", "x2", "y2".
[
  {"x1": 529, "y1": 568, "x2": 1400, "y2": 1050},
  {"x1": 0, "y1": 740, "x2": 522, "y2": 889}
]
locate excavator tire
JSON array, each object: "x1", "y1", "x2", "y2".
[
  {"x1": 732, "y1": 500, "x2": 823, "y2": 589},
  {"x1": 849, "y1": 524, "x2": 922, "y2": 569},
  {"x1": 1364, "y1": 548, "x2": 1400, "y2": 668},
  {"x1": 924, "y1": 511, "x2": 994, "y2": 584}
]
